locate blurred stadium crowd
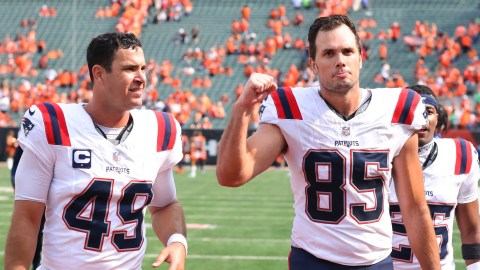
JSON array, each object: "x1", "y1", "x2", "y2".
[{"x1": 0, "y1": 0, "x2": 478, "y2": 130}]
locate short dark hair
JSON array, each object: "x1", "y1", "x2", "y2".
[
  {"x1": 435, "y1": 104, "x2": 449, "y2": 133},
  {"x1": 407, "y1": 84, "x2": 437, "y2": 98},
  {"x1": 86, "y1": 32, "x2": 142, "y2": 83},
  {"x1": 307, "y1": 15, "x2": 361, "y2": 59},
  {"x1": 409, "y1": 85, "x2": 448, "y2": 133}
]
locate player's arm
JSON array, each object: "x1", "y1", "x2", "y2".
[
  {"x1": 216, "y1": 73, "x2": 285, "y2": 187},
  {"x1": 5, "y1": 148, "x2": 50, "y2": 270},
  {"x1": 457, "y1": 199, "x2": 480, "y2": 267},
  {"x1": 5, "y1": 200, "x2": 44, "y2": 270},
  {"x1": 148, "y1": 169, "x2": 187, "y2": 269},
  {"x1": 392, "y1": 134, "x2": 441, "y2": 270}
]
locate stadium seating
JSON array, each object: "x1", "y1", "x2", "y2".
[{"x1": 0, "y1": 0, "x2": 479, "y2": 128}]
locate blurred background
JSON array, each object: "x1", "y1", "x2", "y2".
[{"x1": 0, "y1": 0, "x2": 478, "y2": 161}]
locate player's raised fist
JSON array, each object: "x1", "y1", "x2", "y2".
[{"x1": 237, "y1": 72, "x2": 277, "y2": 109}]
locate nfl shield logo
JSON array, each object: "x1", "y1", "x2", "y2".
[
  {"x1": 341, "y1": 126, "x2": 350, "y2": 136},
  {"x1": 113, "y1": 151, "x2": 121, "y2": 162}
]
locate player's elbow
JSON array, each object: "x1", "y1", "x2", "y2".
[
  {"x1": 216, "y1": 167, "x2": 248, "y2": 187},
  {"x1": 217, "y1": 178, "x2": 244, "y2": 187}
]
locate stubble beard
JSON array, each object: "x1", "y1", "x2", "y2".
[{"x1": 321, "y1": 78, "x2": 358, "y2": 96}]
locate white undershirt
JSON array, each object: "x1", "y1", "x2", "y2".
[
  {"x1": 418, "y1": 140, "x2": 434, "y2": 165},
  {"x1": 95, "y1": 124, "x2": 124, "y2": 144}
]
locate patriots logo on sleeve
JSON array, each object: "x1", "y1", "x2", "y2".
[{"x1": 22, "y1": 117, "x2": 35, "y2": 137}]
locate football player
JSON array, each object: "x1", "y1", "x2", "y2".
[
  {"x1": 216, "y1": 15, "x2": 440, "y2": 269},
  {"x1": 390, "y1": 85, "x2": 480, "y2": 270},
  {"x1": 5, "y1": 32, "x2": 187, "y2": 270}
]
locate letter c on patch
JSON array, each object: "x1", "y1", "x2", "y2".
[{"x1": 72, "y1": 149, "x2": 92, "y2": 168}]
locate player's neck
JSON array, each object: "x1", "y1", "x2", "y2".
[
  {"x1": 321, "y1": 88, "x2": 369, "y2": 120},
  {"x1": 418, "y1": 140, "x2": 434, "y2": 156},
  {"x1": 84, "y1": 103, "x2": 130, "y2": 128},
  {"x1": 418, "y1": 140, "x2": 438, "y2": 170},
  {"x1": 320, "y1": 88, "x2": 363, "y2": 116}
]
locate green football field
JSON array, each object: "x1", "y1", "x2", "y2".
[{"x1": 0, "y1": 166, "x2": 468, "y2": 269}]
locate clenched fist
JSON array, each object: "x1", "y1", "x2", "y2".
[{"x1": 236, "y1": 73, "x2": 277, "y2": 110}]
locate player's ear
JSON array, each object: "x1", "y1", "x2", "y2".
[
  {"x1": 308, "y1": 58, "x2": 317, "y2": 71},
  {"x1": 92, "y1": 65, "x2": 104, "y2": 84}
]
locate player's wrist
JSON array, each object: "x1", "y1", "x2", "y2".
[
  {"x1": 167, "y1": 233, "x2": 188, "y2": 255},
  {"x1": 467, "y1": 262, "x2": 480, "y2": 270},
  {"x1": 233, "y1": 100, "x2": 255, "y2": 115}
]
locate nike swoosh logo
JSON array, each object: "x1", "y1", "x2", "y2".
[{"x1": 28, "y1": 108, "x2": 36, "y2": 116}]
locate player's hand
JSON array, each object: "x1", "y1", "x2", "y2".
[
  {"x1": 237, "y1": 72, "x2": 277, "y2": 110},
  {"x1": 151, "y1": 242, "x2": 186, "y2": 270}
]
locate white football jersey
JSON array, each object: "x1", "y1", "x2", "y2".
[
  {"x1": 16, "y1": 103, "x2": 183, "y2": 270},
  {"x1": 259, "y1": 86, "x2": 427, "y2": 266},
  {"x1": 390, "y1": 138, "x2": 480, "y2": 270}
]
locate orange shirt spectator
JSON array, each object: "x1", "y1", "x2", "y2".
[
  {"x1": 202, "y1": 76, "x2": 212, "y2": 88},
  {"x1": 95, "y1": 6, "x2": 105, "y2": 18},
  {"x1": 58, "y1": 71, "x2": 71, "y2": 87},
  {"x1": 240, "y1": 18, "x2": 249, "y2": 33},
  {"x1": 391, "y1": 22, "x2": 401, "y2": 42},
  {"x1": 271, "y1": 20, "x2": 283, "y2": 35},
  {"x1": 439, "y1": 50, "x2": 451, "y2": 68},
  {"x1": 293, "y1": 11, "x2": 304, "y2": 26},
  {"x1": 278, "y1": 4, "x2": 286, "y2": 19},
  {"x1": 392, "y1": 73, "x2": 405, "y2": 88},
  {"x1": 459, "y1": 109, "x2": 472, "y2": 129},
  {"x1": 191, "y1": 77, "x2": 202, "y2": 88},
  {"x1": 46, "y1": 49, "x2": 63, "y2": 59},
  {"x1": 171, "y1": 77, "x2": 182, "y2": 89},
  {"x1": 293, "y1": 38, "x2": 306, "y2": 50},
  {"x1": 453, "y1": 82, "x2": 467, "y2": 96},
  {"x1": 231, "y1": 19, "x2": 241, "y2": 34},
  {"x1": 269, "y1": 9, "x2": 279, "y2": 20},
  {"x1": 226, "y1": 37, "x2": 236, "y2": 54},
  {"x1": 49, "y1": 7, "x2": 57, "y2": 16},
  {"x1": 460, "y1": 35, "x2": 472, "y2": 53},
  {"x1": 241, "y1": 5, "x2": 251, "y2": 20},
  {"x1": 379, "y1": 42, "x2": 388, "y2": 60},
  {"x1": 39, "y1": 5, "x2": 50, "y2": 16},
  {"x1": 385, "y1": 78, "x2": 395, "y2": 88},
  {"x1": 265, "y1": 37, "x2": 277, "y2": 57},
  {"x1": 201, "y1": 117, "x2": 212, "y2": 129},
  {"x1": 244, "y1": 64, "x2": 254, "y2": 77},
  {"x1": 104, "y1": 6, "x2": 114, "y2": 17}
]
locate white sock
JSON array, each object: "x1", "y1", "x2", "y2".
[{"x1": 190, "y1": 165, "x2": 197, "y2": 177}]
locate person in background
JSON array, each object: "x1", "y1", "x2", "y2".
[
  {"x1": 5, "y1": 130, "x2": 18, "y2": 170},
  {"x1": 216, "y1": 14, "x2": 440, "y2": 269},
  {"x1": 390, "y1": 84, "x2": 480, "y2": 269},
  {"x1": 175, "y1": 133, "x2": 190, "y2": 174},
  {"x1": 5, "y1": 32, "x2": 187, "y2": 270},
  {"x1": 189, "y1": 130, "x2": 206, "y2": 178}
]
